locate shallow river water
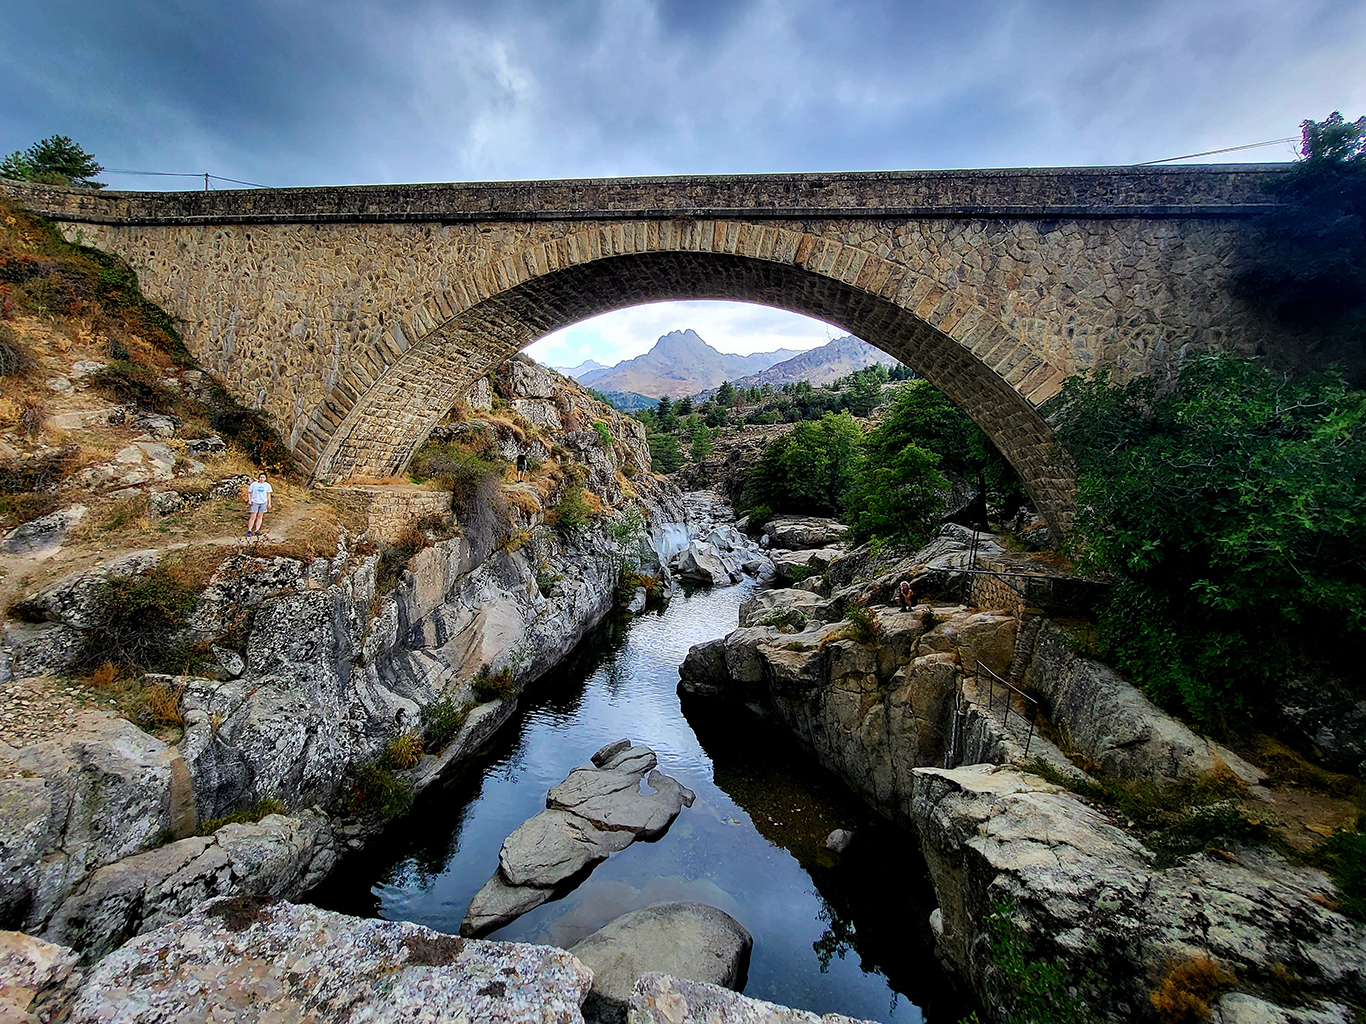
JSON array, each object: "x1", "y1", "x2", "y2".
[{"x1": 309, "y1": 577, "x2": 968, "y2": 1022}]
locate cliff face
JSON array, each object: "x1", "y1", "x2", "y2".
[{"x1": 0, "y1": 350, "x2": 686, "y2": 960}]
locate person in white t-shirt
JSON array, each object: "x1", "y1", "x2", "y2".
[{"x1": 246, "y1": 472, "x2": 273, "y2": 537}]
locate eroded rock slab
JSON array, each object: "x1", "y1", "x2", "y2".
[
  {"x1": 571, "y1": 902, "x2": 751, "y2": 1024},
  {"x1": 462, "y1": 741, "x2": 694, "y2": 938},
  {"x1": 629, "y1": 973, "x2": 879, "y2": 1024},
  {"x1": 64, "y1": 898, "x2": 593, "y2": 1024}
]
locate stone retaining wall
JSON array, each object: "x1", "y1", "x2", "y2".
[{"x1": 327, "y1": 486, "x2": 453, "y2": 542}]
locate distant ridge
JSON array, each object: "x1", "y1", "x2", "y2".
[
  {"x1": 695, "y1": 335, "x2": 898, "y2": 396},
  {"x1": 576, "y1": 329, "x2": 800, "y2": 398},
  {"x1": 553, "y1": 359, "x2": 608, "y2": 380}
]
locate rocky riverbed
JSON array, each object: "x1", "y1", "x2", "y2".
[{"x1": 680, "y1": 523, "x2": 1366, "y2": 1024}]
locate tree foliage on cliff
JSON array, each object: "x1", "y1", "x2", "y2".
[
  {"x1": 1054, "y1": 353, "x2": 1366, "y2": 725},
  {"x1": 745, "y1": 412, "x2": 864, "y2": 516},
  {"x1": 1, "y1": 136, "x2": 105, "y2": 188},
  {"x1": 1238, "y1": 112, "x2": 1366, "y2": 384}
]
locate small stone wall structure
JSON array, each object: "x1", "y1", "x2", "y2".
[{"x1": 328, "y1": 485, "x2": 454, "y2": 543}]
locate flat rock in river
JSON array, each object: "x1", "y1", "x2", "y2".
[
  {"x1": 461, "y1": 739, "x2": 695, "y2": 938},
  {"x1": 631, "y1": 972, "x2": 880, "y2": 1024},
  {"x1": 570, "y1": 902, "x2": 752, "y2": 1024}
]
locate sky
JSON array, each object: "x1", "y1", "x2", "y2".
[{"x1": 4, "y1": 0, "x2": 1363, "y2": 366}]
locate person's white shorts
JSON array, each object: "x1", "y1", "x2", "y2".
[{"x1": 249, "y1": 502, "x2": 268, "y2": 513}]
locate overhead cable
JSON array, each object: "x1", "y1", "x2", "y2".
[{"x1": 1138, "y1": 138, "x2": 1298, "y2": 165}]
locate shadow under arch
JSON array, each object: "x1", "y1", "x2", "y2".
[{"x1": 313, "y1": 249, "x2": 1074, "y2": 537}]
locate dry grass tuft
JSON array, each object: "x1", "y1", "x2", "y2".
[{"x1": 1149, "y1": 957, "x2": 1235, "y2": 1024}]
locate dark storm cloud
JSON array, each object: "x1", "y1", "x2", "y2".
[{"x1": 1, "y1": 0, "x2": 1361, "y2": 189}]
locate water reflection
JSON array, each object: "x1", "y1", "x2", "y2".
[{"x1": 306, "y1": 580, "x2": 970, "y2": 1022}]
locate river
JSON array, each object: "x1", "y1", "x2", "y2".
[{"x1": 308, "y1": 575, "x2": 969, "y2": 1022}]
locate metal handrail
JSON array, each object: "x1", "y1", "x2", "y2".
[{"x1": 976, "y1": 660, "x2": 1038, "y2": 757}]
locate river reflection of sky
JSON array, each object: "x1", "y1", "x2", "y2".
[{"x1": 310, "y1": 577, "x2": 966, "y2": 1023}]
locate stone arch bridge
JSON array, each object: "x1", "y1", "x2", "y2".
[{"x1": 4, "y1": 167, "x2": 1282, "y2": 536}]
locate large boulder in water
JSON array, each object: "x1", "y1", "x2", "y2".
[
  {"x1": 569, "y1": 902, "x2": 752, "y2": 1024},
  {"x1": 673, "y1": 540, "x2": 735, "y2": 586},
  {"x1": 763, "y1": 517, "x2": 849, "y2": 550},
  {"x1": 461, "y1": 741, "x2": 695, "y2": 938},
  {"x1": 630, "y1": 973, "x2": 879, "y2": 1024}
]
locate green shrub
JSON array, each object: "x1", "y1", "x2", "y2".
[
  {"x1": 420, "y1": 695, "x2": 473, "y2": 751},
  {"x1": 551, "y1": 483, "x2": 593, "y2": 535},
  {"x1": 472, "y1": 664, "x2": 515, "y2": 702},
  {"x1": 841, "y1": 603, "x2": 884, "y2": 645},
  {"x1": 1053, "y1": 353, "x2": 1366, "y2": 726},
  {"x1": 375, "y1": 524, "x2": 430, "y2": 594},
  {"x1": 77, "y1": 566, "x2": 199, "y2": 673},
  {"x1": 346, "y1": 763, "x2": 413, "y2": 819},
  {"x1": 592, "y1": 421, "x2": 612, "y2": 447},
  {"x1": 982, "y1": 899, "x2": 1088, "y2": 1024},
  {"x1": 1316, "y1": 829, "x2": 1366, "y2": 922}
]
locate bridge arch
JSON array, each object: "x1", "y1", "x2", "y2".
[{"x1": 308, "y1": 223, "x2": 1074, "y2": 533}]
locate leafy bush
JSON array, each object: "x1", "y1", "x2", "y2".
[
  {"x1": 1052, "y1": 353, "x2": 1366, "y2": 725},
  {"x1": 841, "y1": 603, "x2": 884, "y2": 645},
  {"x1": 550, "y1": 482, "x2": 593, "y2": 535},
  {"x1": 745, "y1": 412, "x2": 863, "y2": 516},
  {"x1": 1235, "y1": 112, "x2": 1366, "y2": 385},
  {"x1": 420, "y1": 694, "x2": 473, "y2": 751},
  {"x1": 981, "y1": 899, "x2": 1087, "y2": 1024},
  {"x1": 472, "y1": 664, "x2": 515, "y2": 702},
  {"x1": 345, "y1": 763, "x2": 413, "y2": 819},
  {"x1": 1316, "y1": 829, "x2": 1366, "y2": 922},
  {"x1": 78, "y1": 566, "x2": 199, "y2": 672},
  {"x1": 375, "y1": 523, "x2": 430, "y2": 594},
  {"x1": 592, "y1": 421, "x2": 612, "y2": 447}
]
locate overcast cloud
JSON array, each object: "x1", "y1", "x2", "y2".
[{"x1": 4, "y1": 0, "x2": 1362, "y2": 364}]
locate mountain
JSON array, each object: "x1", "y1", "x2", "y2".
[
  {"x1": 578, "y1": 329, "x2": 800, "y2": 398},
  {"x1": 553, "y1": 359, "x2": 608, "y2": 380},
  {"x1": 710, "y1": 335, "x2": 900, "y2": 393},
  {"x1": 595, "y1": 390, "x2": 658, "y2": 412}
]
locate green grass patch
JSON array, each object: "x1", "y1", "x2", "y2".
[{"x1": 197, "y1": 798, "x2": 287, "y2": 836}]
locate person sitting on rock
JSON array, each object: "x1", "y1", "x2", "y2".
[{"x1": 897, "y1": 579, "x2": 915, "y2": 612}]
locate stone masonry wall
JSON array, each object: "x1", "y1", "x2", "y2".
[
  {"x1": 2, "y1": 167, "x2": 1282, "y2": 539},
  {"x1": 328, "y1": 486, "x2": 453, "y2": 543}
]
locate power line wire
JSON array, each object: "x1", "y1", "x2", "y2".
[
  {"x1": 104, "y1": 168, "x2": 271, "y2": 188},
  {"x1": 1138, "y1": 138, "x2": 1298, "y2": 165}
]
